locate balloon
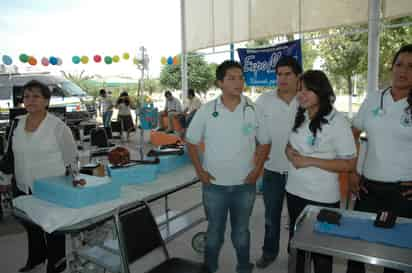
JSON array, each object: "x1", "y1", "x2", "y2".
[
  {"x1": 167, "y1": 56, "x2": 173, "y2": 65},
  {"x1": 57, "y1": 57, "x2": 63, "y2": 65},
  {"x1": 49, "y1": 56, "x2": 58, "y2": 65},
  {"x1": 104, "y1": 56, "x2": 112, "y2": 64},
  {"x1": 28, "y1": 56, "x2": 37, "y2": 66},
  {"x1": 81, "y1": 56, "x2": 89, "y2": 64},
  {"x1": 72, "y1": 56, "x2": 81, "y2": 64},
  {"x1": 122, "y1": 53, "x2": 130, "y2": 60},
  {"x1": 93, "y1": 55, "x2": 102, "y2": 63},
  {"x1": 173, "y1": 56, "x2": 179, "y2": 65},
  {"x1": 41, "y1": 57, "x2": 49, "y2": 66},
  {"x1": 160, "y1": 56, "x2": 167, "y2": 65},
  {"x1": 112, "y1": 55, "x2": 120, "y2": 63},
  {"x1": 19, "y1": 53, "x2": 29, "y2": 63},
  {"x1": 2, "y1": 55, "x2": 12, "y2": 65}
]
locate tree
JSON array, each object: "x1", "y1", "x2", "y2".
[
  {"x1": 143, "y1": 78, "x2": 161, "y2": 95},
  {"x1": 319, "y1": 27, "x2": 367, "y2": 95},
  {"x1": 159, "y1": 53, "x2": 215, "y2": 94}
]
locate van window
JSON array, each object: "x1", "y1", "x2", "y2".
[
  {"x1": 51, "y1": 86, "x2": 66, "y2": 97},
  {"x1": 59, "y1": 81, "x2": 87, "y2": 96},
  {"x1": 0, "y1": 86, "x2": 11, "y2": 100}
]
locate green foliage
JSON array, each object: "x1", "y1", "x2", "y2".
[
  {"x1": 159, "y1": 53, "x2": 215, "y2": 94},
  {"x1": 301, "y1": 40, "x2": 318, "y2": 70}
]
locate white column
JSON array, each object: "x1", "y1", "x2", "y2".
[
  {"x1": 180, "y1": 0, "x2": 188, "y2": 105},
  {"x1": 366, "y1": 0, "x2": 381, "y2": 94}
]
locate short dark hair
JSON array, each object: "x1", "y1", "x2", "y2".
[
  {"x1": 120, "y1": 91, "x2": 129, "y2": 97},
  {"x1": 99, "y1": 89, "x2": 106, "y2": 96},
  {"x1": 23, "y1": 80, "x2": 51, "y2": 100},
  {"x1": 275, "y1": 56, "x2": 303, "y2": 76},
  {"x1": 216, "y1": 60, "x2": 243, "y2": 81},
  {"x1": 164, "y1": 90, "x2": 172, "y2": 97},
  {"x1": 188, "y1": 88, "x2": 195, "y2": 97}
]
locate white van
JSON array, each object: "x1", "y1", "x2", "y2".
[{"x1": 0, "y1": 72, "x2": 95, "y2": 125}]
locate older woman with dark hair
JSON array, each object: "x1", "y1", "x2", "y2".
[
  {"x1": 347, "y1": 45, "x2": 412, "y2": 273},
  {"x1": 0, "y1": 80, "x2": 77, "y2": 273},
  {"x1": 285, "y1": 70, "x2": 357, "y2": 273}
]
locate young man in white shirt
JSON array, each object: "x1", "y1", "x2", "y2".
[
  {"x1": 159, "y1": 90, "x2": 182, "y2": 133},
  {"x1": 255, "y1": 56, "x2": 302, "y2": 268},
  {"x1": 186, "y1": 60, "x2": 271, "y2": 273}
]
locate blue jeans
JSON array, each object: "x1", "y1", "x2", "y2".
[
  {"x1": 261, "y1": 169, "x2": 287, "y2": 259},
  {"x1": 203, "y1": 183, "x2": 256, "y2": 273},
  {"x1": 102, "y1": 111, "x2": 113, "y2": 128}
]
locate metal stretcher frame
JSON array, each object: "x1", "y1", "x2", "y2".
[
  {"x1": 13, "y1": 173, "x2": 204, "y2": 272},
  {"x1": 289, "y1": 205, "x2": 412, "y2": 273}
]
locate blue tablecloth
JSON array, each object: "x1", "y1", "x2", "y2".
[{"x1": 315, "y1": 216, "x2": 412, "y2": 249}]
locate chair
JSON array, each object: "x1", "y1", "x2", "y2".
[{"x1": 78, "y1": 201, "x2": 206, "y2": 273}]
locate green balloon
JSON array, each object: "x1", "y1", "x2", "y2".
[
  {"x1": 104, "y1": 56, "x2": 112, "y2": 64},
  {"x1": 19, "y1": 54, "x2": 29, "y2": 63},
  {"x1": 72, "y1": 56, "x2": 81, "y2": 64}
]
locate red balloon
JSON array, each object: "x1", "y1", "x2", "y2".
[{"x1": 93, "y1": 55, "x2": 102, "y2": 63}]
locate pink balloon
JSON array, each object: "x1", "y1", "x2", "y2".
[{"x1": 41, "y1": 57, "x2": 49, "y2": 66}]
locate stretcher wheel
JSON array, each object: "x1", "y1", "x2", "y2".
[{"x1": 191, "y1": 231, "x2": 206, "y2": 254}]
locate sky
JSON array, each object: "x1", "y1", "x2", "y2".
[{"x1": 0, "y1": 0, "x2": 184, "y2": 78}]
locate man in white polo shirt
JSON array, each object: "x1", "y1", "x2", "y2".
[
  {"x1": 255, "y1": 56, "x2": 302, "y2": 268},
  {"x1": 186, "y1": 60, "x2": 271, "y2": 273}
]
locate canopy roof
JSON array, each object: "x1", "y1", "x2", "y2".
[{"x1": 183, "y1": 0, "x2": 412, "y2": 52}]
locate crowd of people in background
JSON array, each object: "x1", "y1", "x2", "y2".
[{"x1": 0, "y1": 44, "x2": 411, "y2": 273}]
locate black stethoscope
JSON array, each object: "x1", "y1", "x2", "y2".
[
  {"x1": 212, "y1": 96, "x2": 255, "y2": 120},
  {"x1": 376, "y1": 86, "x2": 392, "y2": 116}
]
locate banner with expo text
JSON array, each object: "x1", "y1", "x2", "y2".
[{"x1": 237, "y1": 39, "x2": 302, "y2": 87}]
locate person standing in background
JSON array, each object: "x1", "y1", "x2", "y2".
[{"x1": 255, "y1": 56, "x2": 302, "y2": 269}]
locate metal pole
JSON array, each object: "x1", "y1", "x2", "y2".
[
  {"x1": 366, "y1": 0, "x2": 381, "y2": 94},
  {"x1": 230, "y1": 43, "x2": 234, "y2": 60},
  {"x1": 181, "y1": 0, "x2": 188, "y2": 104}
]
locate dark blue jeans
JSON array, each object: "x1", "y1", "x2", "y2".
[
  {"x1": 203, "y1": 183, "x2": 256, "y2": 273},
  {"x1": 102, "y1": 111, "x2": 113, "y2": 128},
  {"x1": 261, "y1": 169, "x2": 287, "y2": 259}
]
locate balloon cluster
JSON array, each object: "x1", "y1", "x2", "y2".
[
  {"x1": 161, "y1": 55, "x2": 180, "y2": 65},
  {"x1": 72, "y1": 52, "x2": 130, "y2": 65}
]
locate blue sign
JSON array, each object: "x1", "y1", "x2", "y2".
[{"x1": 237, "y1": 40, "x2": 302, "y2": 87}]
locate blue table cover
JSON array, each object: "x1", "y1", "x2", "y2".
[{"x1": 315, "y1": 216, "x2": 412, "y2": 249}]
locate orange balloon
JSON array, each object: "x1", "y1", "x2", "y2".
[
  {"x1": 28, "y1": 56, "x2": 37, "y2": 66},
  {"x1": 173, "y1": 56, "x2": 180, "y2": 65}
]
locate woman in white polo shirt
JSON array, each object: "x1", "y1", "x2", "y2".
[
  {"x1": 285, "y1": 70, "x2": 356, "y2": 273},
  {"x1": 347, "y1": 45, "x2": 412, "y2": 273}
]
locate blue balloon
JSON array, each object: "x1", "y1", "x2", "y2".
[
  {"x1": 2, "y1": 55, "x2": 12, "y2": 65},
  {"x1": 49, "y1": 56, "x2": 58, "y2": 65},
  {"x1": 167, "y1": 56, "x2": 173, "y2": 65}
]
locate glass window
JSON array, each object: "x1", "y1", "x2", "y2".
[{"x1": 59, "y1": 81, "x2": 87, "y2": 96}]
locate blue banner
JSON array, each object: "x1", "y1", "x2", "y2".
[{"x1": 237, "y1": 40, "x2": 302, "y2": 87}]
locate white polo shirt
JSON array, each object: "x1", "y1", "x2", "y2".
[
  {"x1": 352, "y1": 88, "x2": 412, "y2": 182},
  {"x1": 186, "y1": 96, "x2": 270, "y2": 186},
  {"x1": 166, "y1": 97, "x2": 182, "y2": 112},
  {"x1": 256, "y1": 90, "x2": 298, "y2": 172},
  {"x1": 286, "y1": 110, "x2": 356, "y2": 203}
]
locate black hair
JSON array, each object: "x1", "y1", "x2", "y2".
[
  {"x1": 164, "y1": 90, "x2": 172, "y2": 97},
  {"x1": 188, "y1": 88, "x2": 195, "y2": 97},
  {"x1": 275, "y1": 56, "x2": 303, "y2": 76},
  {"x1": 99, "y1": 89, "x2": 106, "y2": 96},
  {"x1": 117, "y1": 92, "x2": 130, "y2": 106},
  {"x1": 392, "y1": 44, "x2": 412, "y2": 118},
  {"x1": 292, "y1": 70, "x2": 335, "y2": 140},
  {"x1": 22, "y1": 80, "x2": 51, "y2": 100},
  {"x1": 216, "y1": 60, "x2": 243, "y2": 81},
  {"x1": 120, "y1": 91, "x2": 129, "y2": 97}
]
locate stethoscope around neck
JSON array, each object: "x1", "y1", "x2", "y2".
[
  {"x1": 212, "y1": 96, "x2": 255, "y2": 120},
  {"x1": 376, "y1": 86, "x2": 392, "y2": 116}
]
